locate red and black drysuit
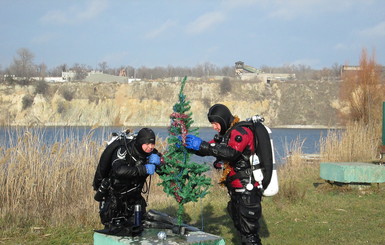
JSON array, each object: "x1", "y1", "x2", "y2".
[{"x1": 196, "y1": 124, "x2": 263, "y2": 245}]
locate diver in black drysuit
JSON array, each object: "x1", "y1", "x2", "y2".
[{"x1": 96, "y1": 128, "x2": 161, "y2": 235}]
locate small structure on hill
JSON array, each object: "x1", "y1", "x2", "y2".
[{"x1": 235, "y1": 61, "x2": 295, "y2": 83}]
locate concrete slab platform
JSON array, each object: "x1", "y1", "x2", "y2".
[
  {"x1": 320, "y1": 162, "x2": 385, "y2": 183},
  {"x1": 94, "y1": 228, "x2": 225, "y2": 245}
]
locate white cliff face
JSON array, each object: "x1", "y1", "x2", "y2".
[{"x1": 0, "y1": 79, "x2": 340, "y2": 127}]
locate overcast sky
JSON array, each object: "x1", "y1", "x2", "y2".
[{"x1": 1, "y1": 0, "x2": 384, "y2": 70}]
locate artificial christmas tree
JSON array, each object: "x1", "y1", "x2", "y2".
[{"x1": 158, "y1": 76, "x2": 211, "y2": 226}]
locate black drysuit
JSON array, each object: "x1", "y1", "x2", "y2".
[{"x1": 98, "y1": 140, "x2": 158, "y2": 230}]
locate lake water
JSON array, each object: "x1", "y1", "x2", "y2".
[{"x1": 1, "y1": 126, "x2": 335, "y2": 164}]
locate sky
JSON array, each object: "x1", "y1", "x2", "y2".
[{"x1": 1, "y1": 0, "x2": 384, "y2": 71}]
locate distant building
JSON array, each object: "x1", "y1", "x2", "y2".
[
  {"x1": 235, "y1": 61, "x2": 295, "y2": 83},
  {"x1": 340, "y1": 65, "x2": 361, "y2": 78},
  {"x1": 340, "y1": 65, "x2": 385, "y2": 79},
  {"x1": 62, "y1": 71, "x2": 76, "y2": 82},
  {"x1": 61, "y1": 70, "x2": 140, "y2": 83}
]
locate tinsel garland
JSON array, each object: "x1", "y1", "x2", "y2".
[
  {"x1": 219, "y1": 163, "x2": 232, "y2": 186},
  {"x1": 169, "y1": 111, "x2": 190, "y2": 203},
  {"x1": 170, "y1": 112, "x2": 188, "y2": 143},
  {"x1": 219, "y1": 115, "x2": 240, "y2": 186}
]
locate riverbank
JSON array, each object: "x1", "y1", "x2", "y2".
[
  {"x1": 1, "y1": 116, "x2": 384, "y2": 244},
  {"x1": 1, "y1": 144, "x2": 384, "y2": 244}
]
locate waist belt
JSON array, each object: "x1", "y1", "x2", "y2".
[{"x1": 226, "y1": 169, "x2": 251, "y2": 183}]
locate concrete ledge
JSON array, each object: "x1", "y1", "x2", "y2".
[
  {"x1": 320, "y1": 162, "x2": 385, "y2": 183},
  {"x1": 94, "y1": 228, "x2": 225, "y2": 245}
]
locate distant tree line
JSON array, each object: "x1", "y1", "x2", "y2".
[{"x1": 1, "y1": 47, "x2": 345, "y2": 83}]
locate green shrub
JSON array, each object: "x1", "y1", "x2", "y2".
[
  {"x1": 35, "y1": 80, "x2": 49, "y2": 95},
  {"x1": 202, "y1": 97, "x2": 211, "y2": 109},
  {"x1": 22, "y1": 94, "x2": 34, "y2": 110},
  {"x1": 57, "y1": 102, "x2": 66, "y2": 114},
  {"x1": 220, "y1": 77, "x2": 232, "y2": 95},
  {"x1": 61, "y1": 88, "x2": 74, "y2": 101}
]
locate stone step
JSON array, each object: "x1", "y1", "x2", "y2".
[
  {"x1": 94, "y1": 228, "x2": 225, "y2": 245},
  {"x1": 320, "y1": 162, "x2": 385, "y2": 183}
]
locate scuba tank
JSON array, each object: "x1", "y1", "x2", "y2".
[
  {"x1": 243, "y1": 115, "x2": 279, "y2": 196},
  {"x1": 260, "y1": 124, "x2": 279, "y2": 196}
]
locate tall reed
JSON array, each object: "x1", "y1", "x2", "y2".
[
  {"x1": 0, "y1": 127, "x2": 178, "y2": 230},
  {"x1": 273, "y1": 138, "x2": 311, "y2": 203},
  {"x1": 0, "y1": 127, "x2": 103, "y2": 228},
  {"x1": 320, "y1": 121, "x2": 381, "y2": 162}
]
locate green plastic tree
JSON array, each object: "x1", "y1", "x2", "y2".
[{"x1": 158, "y1": 76, "x2": 211, "y2": 226}]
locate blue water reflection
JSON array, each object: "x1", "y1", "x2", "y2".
[{"x1": 1, "y1": 126, "x2": 335, "y2": 164}]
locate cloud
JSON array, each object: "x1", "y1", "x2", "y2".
[
  {"x1": 32, "y1": 33, "x2": 58, "y2": 44},
  {"x1": 333, "y1": 43, "x2": 349, "y2": 51},
  {"x1": 221, "y1": 0, "x2": 258, "y2": 10},
  {"x1": 186, "y1": 11, "x2": 226, "y2": 35},
  {"x1": 265, "y1": 0, "x2": 357, "y2": 20},
  {"x1": 145, "y1": 20, "x2": 177, "y2": 39},
  {"x1": 100, "y1": 51, "x2": 130, "y2": 66},
  {"x1": 41, "y1": 0, "x2": 108, "y2": 25},
  {"x1": 359, "y1": 21, "x2": 385, "y2": 38},
  {"x1": 288, "y1": 58, "x2": 320, "y2": 67}
]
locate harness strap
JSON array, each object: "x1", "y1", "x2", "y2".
[
  {"x1": 114, "y1": 186, "x2": 140, "y2": 196},
  {"x1": 226, "y1": 170, "x2": 251, "y2": 183}
]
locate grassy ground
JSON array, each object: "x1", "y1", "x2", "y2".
[
  {"x1": 2, "y1": 164, "x2": 384, "y2": 245},
  {"x1": 1, "y1": 126, "x2": 385, "y2": 244}
]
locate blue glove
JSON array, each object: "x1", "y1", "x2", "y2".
[
  {"x1": 176, "y1": 136, "x2": 183, "y2": 148},
  {"x1": 148, "y1": 153, "x2": 161, "y2": 165},
  {"x1": 185, "y1": 135, "x2": 202, "y2": 151},
  {"x1": 145, "y1": 164, "x2": 155, "y2": 175}
]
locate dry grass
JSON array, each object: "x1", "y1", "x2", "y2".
[
  {"x1": 0, "y1": 127, "x2": 102, "y2": 229},
  {"x1": 2, "y1": 124, "x2": 384, "y2": 244},
  {"x1": 273, "y1": 138, "x2": 314, "y2": 204},
  {"x1": 0, "y1": 127, "x2": 188, "y2": 231},
  {"x1": 0, "y1": 127, "x2": 318, "y2": 230},
  {"x1": 320, "y1": 121, "x2": 382, "y2": 163}
]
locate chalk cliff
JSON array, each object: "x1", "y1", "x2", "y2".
[{"x1": 0, "y1": 79, "x2": 340, "y2": 127}]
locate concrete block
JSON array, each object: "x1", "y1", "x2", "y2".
[
  {"x1": 94, "y1": 228, "x2": 225, "y2": 245},
  {"x1": 320, "y1": 162, "x2": 385, "y2": 183}
]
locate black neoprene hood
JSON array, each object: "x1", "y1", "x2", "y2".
[
  {"x1": 207, "y1": 104, "x2": 234, "y2": 135},
  {"x1": 136, "y1": 128, "x2": 156, "y2": 145}
]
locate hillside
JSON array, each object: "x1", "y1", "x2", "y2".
[{"x1": 0, "y1": 79, "x2": 341, "y2": 127}]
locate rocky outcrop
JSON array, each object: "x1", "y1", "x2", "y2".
[{"x1": 0, "y1": 79, "x2": 341, "y2": 127}]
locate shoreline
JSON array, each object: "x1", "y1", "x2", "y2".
[{"x1": 1, "y1": 124, "x2": 344, "y2": 129}]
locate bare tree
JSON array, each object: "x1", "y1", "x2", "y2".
[
  {"x1": 98, "y1": 61, "x2": 108, "y2": 73},
  {"x1": 49, "y1": 64, "x2": 68, "y2": 77},
  {"x1": 331, "y1": 63, "x2": 342, "y2": 78},
  {"x1": 71, "y1": 63, "x2": 89, "y2": 81},
  {"x1": 339, "y1": 48, "x2": 384, "y2": 124},
  {"x1": 37, "y1": 63, "x2": 47, "y2": 79},
  {"x1": 221, "y1": 66, "x2": 235, "y2": 77},
  {"x1": 0, "y1": 65, "x2": 4, "y2": 82},
  {"x1": 8, "y1": 48, "x2": 36, "y2": 78},
  {"x1": 125, "y1": 66, "x2": 135, "y2": 77}
]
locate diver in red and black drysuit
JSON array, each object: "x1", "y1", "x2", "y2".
[{"x1": 184, "y1": 104, "x2": 263, "y2": 245}]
